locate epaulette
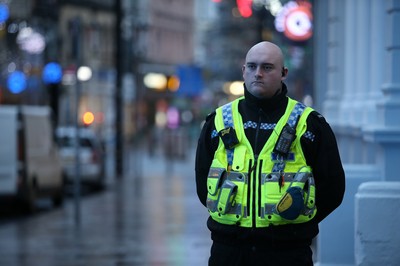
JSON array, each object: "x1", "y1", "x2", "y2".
[
  {"x1": 205, "y1": 111, "x2": 216, "y2": 122},
  {"x1": 310, "y1": 110, "x2": 326, "y2": 123}
]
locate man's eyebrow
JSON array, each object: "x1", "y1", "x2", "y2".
[{"x1": 245, "y1": 62, "x2": 275, "y2": 66}]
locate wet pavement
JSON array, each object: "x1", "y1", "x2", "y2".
[{"x1": 0, "y1": 143, "x2": 211, "y2": 266}]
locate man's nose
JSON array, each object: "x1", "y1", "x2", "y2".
[{"x1": 254, "y1": 66, "x2": 263, "y2": 77}]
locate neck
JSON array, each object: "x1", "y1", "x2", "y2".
[{"x1": 244, "y1": 83, "x2": 288, "y2": 112}]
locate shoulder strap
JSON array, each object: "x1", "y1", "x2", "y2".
[
  {"x1": 215, "y1": 97, "x2": 243, "y2": 169},
  {"x1": 272, "y1": 101, "x2": 307, "y2": 173}
]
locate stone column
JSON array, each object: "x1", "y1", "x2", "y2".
[
  {"x1": 321, "y1": 0, "x2": 345, "y2": 124},
  {"x1": 365, "y1": 0, "x2": 385, "y2": 125},
  {"x1": 364, "y1": 0, "x2": 400, "y2": 181},
  {"x1": 355, "y1": 182, "x2": 400, "y2": 265},
  {"x1": 317, "y1": 1, "x2": 382, "y2": 265},
  {"x1": 353, "y1": 0, "x2": 370, "y2": 127},
  {"x1": 357, "y1": 1, "x2": 400, "y2": 265},
  {"x1": 362, "y1": 0, "x2": 385, "y2": 164},
  {"x1": 339, "y1": 0, "x2": 357, "y2": 127}
]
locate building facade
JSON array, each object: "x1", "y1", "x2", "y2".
[{"x1": 314, "y1": 0, "x2": 400, "y2": 265}]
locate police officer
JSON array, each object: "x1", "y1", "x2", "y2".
[{"x1": 195, "y1": 41, "x2": 345, "y2": 266}]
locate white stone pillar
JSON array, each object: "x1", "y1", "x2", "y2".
[
  {"x1": 363, "y1": 0, "x2": 400, "y2": 181},
  {"x1": 322, "y1": 0, "x2": 345, "y2": 124},
  {"x1": 361, "y1": 0, "x2": 385, "y2": 164},
  {"x1": 313, "y1": 0, "x2": 328, "y2": 113},
  {"x1": 357, "y1": 1, "x2": 400, "y2": 265},
  {"x1": 365, "y1": 0, "x2": 385, "y2": 126},
  {"x1": 353, "y1": 0, "x2": 371, "y2": 127},
  {"x1": 355, "y1": 182, "x2": 400, "y2": 265},
  {"x1": 339, "y1": 0, "x2": 357, "y2": 126}
]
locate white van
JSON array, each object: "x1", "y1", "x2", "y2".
[
  {"x1": 56, "y1": 126, "x2": 105, "y2": 190},
  {"x1": 0, "y1": 105, "x2": 64, "y2": 212}
]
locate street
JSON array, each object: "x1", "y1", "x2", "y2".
[{"x1": 0, "y1": 142, "x2": 211, "y2": 266}]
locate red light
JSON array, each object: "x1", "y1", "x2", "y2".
[
  {"x1": 95, "y1": 112, "x2": 104, "y2": 123},
  {"x1": 236, "y1": 0, "x2": 252, "y2": 18}
]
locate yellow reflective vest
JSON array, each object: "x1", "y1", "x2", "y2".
[{"x1": 206, "y1": 97, "x2": 317, "y2": 227}]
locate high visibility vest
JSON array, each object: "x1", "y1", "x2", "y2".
[{"x1": 206, "y1": 97, "x2": 317, "y2": 227}]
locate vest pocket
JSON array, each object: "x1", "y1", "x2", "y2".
[
  {"x1": 216, "y1": 179, "x2": 237, "y2": 214},
  {"x1": 206, "y1": 168, "x2": 226, "y2": 197},
  {"x1": 259, "y1": 172, "x2": 317, "y2": 225},
  {"x1": 206, "y1": 169, "x2": 247, "y2": 225}
]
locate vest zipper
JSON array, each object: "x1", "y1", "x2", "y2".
[
  {"x1": 247, "y1": 159, "x2": 252, "y2": 217},
  {"x1": 251, "y1": 110, "x2": 263, "y2": 228},
  {"x1": 251, "y1": 155, "x2": 258, "y2": 228},
  {"x1": 257, "y1": 159, "x2": 263, "y2": 219}
]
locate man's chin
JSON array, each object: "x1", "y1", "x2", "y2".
[{"x1": 248, "y1": 88, "x2": 267, "y2": 98}]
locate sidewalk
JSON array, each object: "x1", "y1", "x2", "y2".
[{"x1": 0, "y1": 143, "x2": 211, "y2": 266}]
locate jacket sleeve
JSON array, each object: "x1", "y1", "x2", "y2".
[
  {"x1": 301, "y1": 111, "x2": 346, "y2": 223},
  {"x1": 195, "y1": 112, "x2": 219, "y2": 207}
]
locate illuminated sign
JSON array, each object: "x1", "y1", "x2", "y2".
[
  {"x1": 7, "y1": 71, "x2": 27, "y2": 94},
  {"x1": 274, "y1": 1, "x2": 313, "y2": 42},
  {"x1": 0, "y1": 3, "x2": 9, "y2": 23},
  {"x1": 236, "y1": 0, "x2": 253, "y2": 18},
  {"x1": 43, "y1": 62, "x2": 62, "y2": 84},
  {"x1": 16, "y1": 27, "x2": 46, "y2": 54}
]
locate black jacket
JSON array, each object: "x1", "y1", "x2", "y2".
[{"x1": 195, "y1": 83, "x2": 345, "y2": 246}]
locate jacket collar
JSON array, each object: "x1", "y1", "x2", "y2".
[{"x1": 243, "y1": 82, "x2": 288, "y2": 113}]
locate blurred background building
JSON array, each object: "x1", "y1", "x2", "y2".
[
  {"x1": 0, "y1": 0, "x2": 315, "y2": 171},
  {"x1": 0, "y1": 0, "x2": 399, "y2": 265}
]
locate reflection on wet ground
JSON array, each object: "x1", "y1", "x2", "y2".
[{"x1": 0, "y1": 145, "x2": 211, "y2": 266}]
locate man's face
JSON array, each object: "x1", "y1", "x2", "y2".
[{"x1": 242, "y1": 43, "x2": 286, "y2": 99}]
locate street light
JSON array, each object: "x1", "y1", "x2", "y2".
[
  {"x1": 77, "y1": 66, "x2": 92, "y2": 82},
  {"x1": 74, "y1": 65, "x2": 92, "y2": 225}
]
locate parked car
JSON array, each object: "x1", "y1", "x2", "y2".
[
  {"x1": 0, "y1": 105, "x2": 64, "y2": 212},
  {"x1": 55, "y1": 126, "x2": 105, "y2": 191}
]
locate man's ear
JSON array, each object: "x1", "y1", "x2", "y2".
[{"x1": 281, "y1": 67, "x2": 288, "y2": 78}]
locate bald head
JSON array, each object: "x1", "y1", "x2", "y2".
[
  {"x1": 242, "y1": 41, "x2": 287, "y2": 99},
  {"x1": 245, "y1": 41, "x2": 285, "y2": 69}
]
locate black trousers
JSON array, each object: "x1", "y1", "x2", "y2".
[{"x1": 208, "y1": 241, "x2": 314, "y2": 266}]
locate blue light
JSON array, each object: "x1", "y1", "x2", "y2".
[
  {"x1": 0, "y1": 4, "x2": 9, "y2": 23},
  {"x1": 7, "y1": 71, "x2": 27, "y2": 94},
  {"x1": 43, "y1": 62, "x2": 62, "y2": 84}
]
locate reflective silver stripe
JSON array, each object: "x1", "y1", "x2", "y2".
[
  {"x1": 261, "y1": 172, "x2": 297, "y2": 184},
  {"x1": 261, "y1": 172, "x2": 313, "y2": 184},
  {"x1": 261, "y1": 171, "x2": 315, "y2": 218},
  {"x1": 262, "y1": 203, "x2": 316, "y2": 216},
  {"x1": 227, "y1": 171, "x2": 248, "y2": 183},
  {"x1": 262, "y1": 204, "x2": 277, "y2": 217},
  {"x1": 207, "y1": 199, "x2": 242, "y2": 215}
]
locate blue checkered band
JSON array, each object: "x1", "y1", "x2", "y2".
[
  {"x1": 304, "y1": 131, "x2": 315, "y2": 142},
  {"x1": 260, "y1": 123, "x2": 276, "y2": 130},
  {"x1": 243, "y1": 121, "x2": 258, "y2": 129},
  {"x1": 222, "y1": 103, "x2": 234, "y2": 129},
  {"x1": 211, "y1": 130, "x2": 219, "y2": 138},
  {"x1": 221, "y1": 103, "x2": 234, "y2": 166},
  {"x1": 227, "y1": 148, "x2": 234, "y2": 165},
  {"x1": 212, "y1": 122, "x2": 276, "y2": 138},
  {"x1": 244, "y1": 121, "x2": 276, "y2": 130},
  {"x1": 287, "y1": 102, "x2": 306, "y2": 128}
]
